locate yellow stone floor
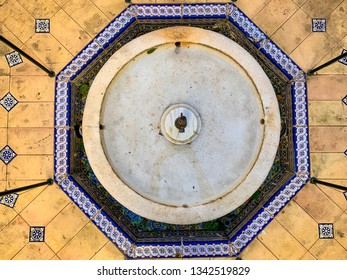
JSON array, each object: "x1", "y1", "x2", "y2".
[{"x1": 0, "y1": 0, "x2": 346, "y2": 260}]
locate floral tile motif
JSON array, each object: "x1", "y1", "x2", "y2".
[
  {"x1": 342, "y1": 95, "x2": 347, "y2": 106},
  {"x1": 312, "y1": 18, "x2": 326, "y2": 32},
  {"x1": 319, "y1": 223, "x2": 334, "y2": 239},
  {"x1": 0, "y1": 145, "x2": 17, "y2": 165},
  {"x1": 5, "y1": 51, "x2": 23, "y2": 67},
  {"x1": 29, "y1": 227, "x2": 45, "y2": 242},
  {"x1": 35, "y1": 19, "x2": 50, "y2": 33},
  {"x1": 338, "y1": 49, "x2": 347, "y2": 66},
  {"x1": 0, "y1": 193, "x2": 19, "y2": 208},
  {"x1": 0, "y1": 92, "x2": 18, "y2": 112}
]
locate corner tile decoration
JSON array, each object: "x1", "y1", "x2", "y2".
[
  {"x1": 54, "y1": 3, "x2": 310, "y2": 259},
  {"x1": 5, "y1": 51, "x2": 23, "y2": 67},
  {"x1": 0, "y1": 92, "x2": 18, "y2": 112},
  {"x1": 0, "y1": 145, "x2": 17, "y2": 165},
  {"x1": 339, "y1": 49, "x2": 347, "y2": 66},
  {"x1": 318, "y1": 223, "x2": 334, "y2": 239},
  {"x1": 342, "y1": 95, "x2": 347, "y2": 106},
  {"x1": 312, "y1": 18, "x2": 326, "y2": 32},
  {"x1": 35, "y1": 19, "x2": 50, "y2": 33},
  {"x1": 0, "y1": 193, "x2": 19, "y2": 208},
  {"x1": 29, "y1": 227, "x2": 45, "y2": 242}
]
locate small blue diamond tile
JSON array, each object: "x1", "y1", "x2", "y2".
[
  {"x1": 339, "y1": 49, "x2": 347, "y2": 66},
  {"x1": 344, "y1": 149, "x2": 347, "y2": 156},
  {"x1": 35, "y1": 19, "x2": 50, "y2": 33},
  {"x1": 0, "y1": 92, "x2": 18, "y2": 112},
  {"x1": 344, "y1": 192, "x2": 347, "y2": 201},
  {"x1": 312, "y1": 18, "x2": 326, "y2": 32},
  {"x1": 319, "y1": 223, "x2": 334, "y2": 239},
  {"x1": 5, "y1": 51, "x2": 23, "y2": 67},
  {"x1": 342, "y1": 95, "x2": 347, "y2": 106},
  {"x1": 0, "y1": 193, "x2": 19, "y2": 208},
  {"x1": 29, "y1": 227, "x2": 45, "y2": 242},
  {"x1": 0, "y1": 145, "x2": 17, "y2": 165}
]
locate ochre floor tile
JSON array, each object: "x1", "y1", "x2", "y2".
[
  {"x1": 309, "y1": 101, "x2": 347, "y2": 126},
  {"x1": 0, "y1": 180, "x2": 6, "y2": 192},
  {"x1": 253, "y1": 0, "x2": 298, "y2": 36},
  {"x1": 290, "y1": 33, "x2": 337, "y2": 71},
  {"x1": 239, "y1": 238, "x2": 277, "y2": 260},
  {"x1": 317, "y1": 180, "x2": 347, "y2": 211},
  {"x1": 309, "y1": 127, "x2": 347, "y2": 152},
  {"x1": 0, "y1": 56, "x2": 10, "y2": 76},
  {"x1": 10, "y1": 76, "x2": 55, "y2": 102},
  {"x1": 334, "y1": 213, "x2": 347, "y2": 250},
  {"x1": 63, "y1": 0, "x2": 110, "y2": 37},
  {"x1": 50, "y1": 9, "x2": 92, "y2": 56},
  {"x1": 8, "y1": 103, "x2": 54, "y2": 128},
  {"x1": 24, "y1": 33, "x2": 73, "y2": 68},
  {"x1": 257, "y1": 219, "x2": 307, "y2": 259},
  {"x1": 310, "y1": 239, "x2": 347, "y2": 260},
  {"x1": 7, "y1": 155, "x2": 54, "y2": 180},
  {"x1": 8, "y1": 128, "x2": 54, "y2": 155},
  {"x1": 12, "y1": 242, "x2": 55, "y2": 260},
  {"x1": 307, "y1": 75, "x2": 347, "y2": 101},
  {"x1": 294, "y1": 183, "x2": 343, "y2": 223},
  {"x1": 20, "y1": 184, "x2": 70, "y2": 226},
  {"x1": 0, "y1": 161, "x2": 6, "y2": 181},
  {"x1": 91, "y1": 241, "x2": 126, "y2": 260},
  {"x1": 0, "y1": 205, "x2": 17, "y2": 231},
  {"x1": 271, "y1": 9, "x2": 311, "y2": 54},
  {"x1": 310, "y1": 153, "x2": 347, "y2": 179},
  {"x1": 91, "y1": 0, "x2": 129, "y2": 20},
  {"x1": 301, "y1": 251, "x2": 317, "y2": 260},
  {"x1": 234, "y1": 0, "x2": 271, "y2": 19},
  {"x1": 301, "y1": 0, "x2": 344, "y2": 18},
  {"x1": 326, "y1": 0, "x2": 347, "y2": 42},
  {"x1": 292, "y1": 0, "x2": 307, "y2": 6},
  {"x1": 16, "y1": 0, "x2": 60, "y2": 18},
  {"x1": 57, "y1": 222, "x2": 108, "y2": 260},
  {"x1": 45, "y1": 202, "x2": 90, "y2": 253},
  {"x1": 0, "y1": 0, "x2": 35, "y2": 42},
  {"x1": 0, "y1": 215, "x2": 29, "y2": 260},
  {"x1": 0, "y1": 107, "x2": 7, "y2": 128},
  {"x1": 51, "y1": 255, "x2": 60, "y2": 260},
  {"x1": 275, "y1": 201, "x2": 318, "y2": 249},
  {"x1": 12, "y1": 183, "x2": 48, "y2": 213},
  {"x1": 0, "y1": 127, "x2": 7, "y2": 148},
  {"x1": 0, "y1": 75, "x2": 9, "y2": 94}
]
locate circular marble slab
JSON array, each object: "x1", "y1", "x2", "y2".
[{"x1": 82, "y1": 26, "x2": 280, "y2": 224}]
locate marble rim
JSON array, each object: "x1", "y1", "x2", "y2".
[{"x1": 82, "y1": 26, "x2": 281, "y2": 224}]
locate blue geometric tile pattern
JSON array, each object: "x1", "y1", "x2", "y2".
[
  {"x1": 0, "y1": 193, "x2": 19, "y2": 208},
  {"x1": 339, "y1": 49, "x2": 347, "y2": 66},
  {"x1": 0, "y1": 92, "x2": 18, "y2": 112},
  {"x1": 35, "y1": 19, "x2": 50, "y2": 33},
  {"x1": 312, "y1": 18, "x2": 326, "y2": 32},
  {"x1": 5, "y1": 51, "x2": 23, "y2": 67},
  {"x1": 0, "y1": 145, "x2": 17, "y2": 165},
  {"x1": 54, "y1": 3, "x2": 310, "y2": 259},
  {"x1": 318, "y1": 223, "x2": 334, "y2": 239},
  {"x1": 29, "y1": 227, "x2": 45, "y2": 242}
]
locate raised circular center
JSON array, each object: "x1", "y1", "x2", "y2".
[
  {"x1": 82, "y1": 27, "x2": 281, "y2": 224},
  {"x1": 161, "y1": 104, "x2": 201, "y2": 145}
]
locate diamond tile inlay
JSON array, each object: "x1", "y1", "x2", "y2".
[
  {"x1": 312, "y1": 18, "x2": 326, "y2": 32},
  {"x1": 342, "y1": 95, "x2": 347, "y2": 106},
  {"x1": 319, "y1": 223, "x2": 334, "y2": 239},
  {"x1": 338, "y1": 49, "x2": 347, "y2": 66},
  {"x1": 0, "y1": 145, "x2": 17, "y2": 165},
  {"x1": 5, "y1": 51, "x2": 23, "y2": 67},
  {"x1": 0, "y1": 193, "x2": 19, "y2": 208},
  {"x1": 35, "y1": 19, "x2": 50, "y2": 33},
  {"x1": 29, "y1": 227, "x2": 45, "y2": 242},
  {"x1": 0, "y1": 92, "x2": 18, "y2": 112}
]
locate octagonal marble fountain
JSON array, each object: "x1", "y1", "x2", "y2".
[{"x1": 82, "y1": 26, "x2": 280, "y2": 225}]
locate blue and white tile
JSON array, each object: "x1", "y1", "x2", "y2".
[
  {"x1": 318, "y1": 223, "x2": 334, "y2": 239},
  {"x1": 0, "y1": 193, "x2": 19, "y2": 208},
  {"x1": 0, "y1": 145, "x2": 17, "y2": 165},
  {"x1": 0, "y1": 92, "x2": 18, "y2": 112},
  {"x1": 5, "y1": 51, "x2": 23, "y2": 67},
  {"x1": 312, "y1": 18, "x2": 326, "y2": 32},
  {"x1": 35, "y1": 19, "x2": 50, "y2": 33},
  {"x1": 29, "y1": 226, "x2": 45, "y2": 242},
  {"x1": 338, "y1": 49, "x2": 347, "y2": 66}
]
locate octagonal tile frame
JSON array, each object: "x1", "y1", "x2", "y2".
[{"x1": 54, "y1": 3, "x2": 310, "y2": 258}]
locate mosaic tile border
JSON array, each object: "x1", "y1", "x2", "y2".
[{"x1": 54, "y1": 3, "x2": 310, "y2": 258}]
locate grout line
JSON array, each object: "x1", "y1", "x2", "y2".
[
  {"x1": 254, "y1": 237, "x2": 279, "y2": 260},
  {"x1": 249, "y1": 0, "x2": 272, "y2": 20}
]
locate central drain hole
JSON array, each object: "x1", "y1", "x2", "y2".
[{"x1": 175, "y1": 113, "x2": 187, "y2": 133}]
